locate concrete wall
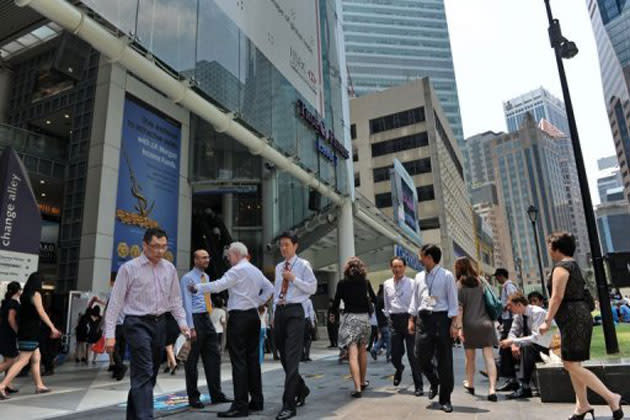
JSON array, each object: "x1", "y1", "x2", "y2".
[
  {"x1": 77, "y1": 58, "x2": 191, "y2": 293},
  {"x1": 0, "y1": 66, "x2": 11, "y2": 123}
]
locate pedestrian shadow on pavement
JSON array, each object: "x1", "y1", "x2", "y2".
[{"x1": 425, "y1": 402, "x2": 490, "y2": 414}]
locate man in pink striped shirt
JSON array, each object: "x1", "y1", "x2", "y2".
[{"x1": 105, "y1": 228, "x2": 189, "y2": 420}]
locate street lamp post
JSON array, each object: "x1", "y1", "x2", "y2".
[
  {"x1": 543, "y1": 0, "x2": 619, "y2": 353},
  {"x1": 527, "y1": 205, "x2": 548, "y2": 299}
]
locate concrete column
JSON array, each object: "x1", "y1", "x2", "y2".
[
  {"x1": 262, "y1": 162, "x2": 278, "y2": 275},
  {"x1": 334, "y1": 199, "x2": 355, "y2": 298}
]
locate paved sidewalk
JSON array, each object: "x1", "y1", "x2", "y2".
[{"x1": 0, "y1": 341, "x2": 621, "y2": 419}]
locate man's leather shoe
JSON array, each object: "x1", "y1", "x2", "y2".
[
  {"x1": 428, "y1": 385, "x2": 438, "y2": 400},
  {"x1": 496, "y1": 380, "x2": 519, "y2": 392},
  {"x1": 248, "y1": 402, "x2": 263, "y2": 411},
  {"x1": 212, "y1": 395, "x2": 234, "y2": 405},
  {"x1": 441, "y1": 402, "x2": 453, "y2": 413},
  {"x1": 189, "y1": 400, "x2": 204, "y2": 409},
  {"x1": 415, "y1": 387, "x2": 424, "y2": 397},
  {"x1": 217, "y1": 409, "x2": 248, "y2": 418},
  {"x1": 393, "y1": 368, "x2": 403, "y2": 386},
  {"x1": 296, "y1": 385, "x2": 310, "y2": 407},
  {"x1": 275, "y1": 408, "x2": 296, "y2": 420},
  {"x1": 506, "y1": 387, "x2": 532, "y2": 400},
  {"x1": 114, "y1": 365, "x2": 128, "y2": 381}
]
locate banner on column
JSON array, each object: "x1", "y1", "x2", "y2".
[{"x1": 111, "y1": 95, "x2": 181, "y2": 272}]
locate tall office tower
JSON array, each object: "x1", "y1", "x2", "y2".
[
  {"x1": 597, "y1": 155, "x2": 624, "y2": 203},
  {"x1": 341, "y1": 0, "x2": 465, "y2": 151},
  {"x1": 587, "y1": 0, "x2": 630, "y2": 202},
  {"x1": 503, "y1": 87, "x2": 569, "y2": 135}
]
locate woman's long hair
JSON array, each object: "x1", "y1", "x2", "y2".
[
  {"x1": 3, "y1": 281, "x2": 21, "y2": 302},
  {"x1": 454, "y1": 257, "x2": 480, "y2": 288},
  {"x1": 22, "y1": 272, "x2": 44, "y2": 303},
  {"x1": 343, "y1": 257, "x2": 367, "y2": 282}
]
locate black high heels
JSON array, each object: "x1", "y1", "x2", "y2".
[
  {"x1": 612, "y1": 398, "x2": 626, "y2": 420},
  {"x1": 568, "y1": 408, "x2": 594, "y2": 420}
]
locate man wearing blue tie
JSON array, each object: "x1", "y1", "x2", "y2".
[{"x1": 180, "y1": 249, "x2": 232, "y2": 409}]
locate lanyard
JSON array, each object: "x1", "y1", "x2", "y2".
[{"x1": 426, "y1": 267, "x2": 441, "y2": 297}]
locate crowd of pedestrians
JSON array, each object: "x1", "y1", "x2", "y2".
[{"x1": 0, "y1": 228, "x2": 626, "y2": 420}]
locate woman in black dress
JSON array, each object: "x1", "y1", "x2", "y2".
[
  {"x1": 86, "y1": 305, "x2": 103, "y2": 364},
  {"x1": 163, "y1": 312, "x2": 180, "y2": 374},
  {"x1": 332, "y1": 257, "x2": 376, "y2": 398},
  {"x1": 540, "y1": 232, "x2": 624, "y2": 420},
  {"x1": 0, "y1": 273, "x2": 61, "y2": 399},
  {"x1": 0, "y1": 282, "x2": 21, "y2": 393}
]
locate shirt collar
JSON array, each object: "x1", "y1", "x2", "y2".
[
  {"x1": 139, "y1": 253, "x2": 151, "y2": 266},
  {"x1": 193, "y1": 267, "x2": 205, "y2": 276},
  {"x1": 427, "y1": 264, "x2": 441, "y2": 275},
  {"x1": 285, "y1": 255, "x2": 298, "y2": 265}
]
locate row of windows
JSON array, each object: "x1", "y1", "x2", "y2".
[
  {"x1": 369, "y1": 107, "x2": 425, "y2": 134},
  {"x1": 372, "y1": 157, "x2": 432, "y2": 183},
  {"x1": 374, "y1": 185, "x2": 435, "y2": 208},
  {"x1": 434, "y1": 112, "x2": 464, "y2": 180},
  {"x1": 371, "y1": 132, "x2": 429, "y2": 157}
]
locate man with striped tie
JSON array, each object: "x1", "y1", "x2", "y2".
[{"x1": 180, "y1": 249, "x2": 232, "y2": 409}]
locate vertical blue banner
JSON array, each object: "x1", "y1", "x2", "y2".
[{"x1": 111, "y1": 95, "x2": 181, "y2": 272}]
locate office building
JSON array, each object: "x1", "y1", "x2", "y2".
[
  {"x1": 341, "y1": 0, "x2": 465, "y2": 151},
  {"x1": 473, "y1": 212, "x2": 495, "y2": 278},
  {"x1": 597, "y1": 155, "x2": 624, "y2": 202},
  {"x1": 351, "y1": 77, "x2": 475, "y2": 271},
  {"x1": 463, "y1": 130, "x2": 504, "y2": 188},
  {"x1": 504, "y1": 87, "x2": 570, "y2": 136},
  {"x1": 587, "y1": 0, "x2": 630, "y2": 202},
  {"x1": 596, "y1": 200, "x2": 630, "y2": 253}
]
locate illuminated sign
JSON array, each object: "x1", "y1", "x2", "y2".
[{"x1": 296, "y1": 99, "x2": 350, "y2": 164}]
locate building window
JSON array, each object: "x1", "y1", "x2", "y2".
[
  {"x1": 417, "y1": 185, "x2": 435, "y2": 201},
  {"x1": 375, "y1": 192, "x2": 392, "y2": 208},
  {"x1": 351, "y1": 124, "x2": 357, "y2": 140},
  {"x1": 354, "y1": 174, "x2": 360, "y2": 187},
  {"x1": 419, "y1": 217, "x2": 440, "y2": 230},
  {"x1": 369, "y1": 107, "x2": 425, "y2": 134},
  {"x1": 371, "y1": 132, "x2": 429, "y2": 157},
  {"x1": 372, "y1": 157, "x2": 432, "y2": 183}
]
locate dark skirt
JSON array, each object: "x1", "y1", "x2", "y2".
[
  {"x1": 556, "y1": 301, "x2": 593, "y2": 362},
  {"x1": 0, "y1": 329, "x2": 18, "y2": 358}
]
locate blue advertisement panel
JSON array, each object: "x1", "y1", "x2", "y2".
[
  {"x1": 390, "y1": 159, "x2": 421, "y2": 243},
  {"x1": 111, "y1": 95, "x2": 181, "y2": 272}
]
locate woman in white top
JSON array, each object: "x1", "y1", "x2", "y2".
[
  {"x1": 258, "y1": 306, "x2": 269, "y2": 364},
  {"x1": 209, "y1": 299, "x2": 227, "y2": 352}
]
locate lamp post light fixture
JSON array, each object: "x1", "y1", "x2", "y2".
[
  {"x1": 527, "y1": 205, "x2": 547, "y2": 299},
  {"x1": 542, "y1": 0, "x2": 618, "y2": 353}
]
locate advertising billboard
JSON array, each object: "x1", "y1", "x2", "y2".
[
  {"x1": 390, "y1": 159, "x2": 421, "y2": 243},
  {"x1": 111, "y1": 95, "x2": 181, "y2": 272}
]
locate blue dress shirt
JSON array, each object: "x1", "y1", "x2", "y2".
[{"x1": 180, "y1": 267, "x2": 212, "y2": 329}]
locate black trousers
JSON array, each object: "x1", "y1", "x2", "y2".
[
  {"x1": 499, "y1": 318, "x2": 517, "y2": 379},
  {"x1": 519, "y1": 343, "x2": 549, "y2": 385},
  {"x1": 185, "y1": 313, "x2": 225, "y2": 403},
  {"x1": 227, "y1": 309, "x2": 262, "y2": 412},
  {"x1": 113, "y1": 324, "x2": 127, "y2": 375},
  {"x1": 124, "y1": 315, "x2": 166, "y2": 420},
  {"x1": 390, "y1": 313, "x2": 423, "y2": 389},
  {"x1": 414, "y1": 311, "x2": 453, "y2": 405},
  {"x1": 302, "y1": 320, "x2": 313, "y2": 360},
  {"x1": 327, "y1": 322, "x2": 338, "y2": 347},
  {"x1": 274, "y1": 303, "x2": 306, "y2": 411}
]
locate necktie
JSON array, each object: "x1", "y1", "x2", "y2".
[
  {"x1": 280, "y1": 260, "x2": 290, "y2": 300},
  {"x1": 522, "y1": 315, "x2": 530, "y2": 337},
  {"x1": 201, "y1": 273, "x2": 213, "y2": 314}
]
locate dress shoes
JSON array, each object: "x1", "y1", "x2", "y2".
[
  {"x1": 217, "y1": 408, "x2": 248, "y2": 418},
  {"x1": 296, "y1": 385, "x2": 310, "y2": 407},
  {"x1": 506, "y1": 387, "x2": 532, "y2": 400},
  {"x1": 393, "y1": 367, "x2": 404, "y2": 386},
  {"x1": 275, "y1": 408, "x2": 296, "y2": 420},
  {"x1": 211, "y1": 395, "x2": 234, "y2": 405},
  {"x1": 496, "y1": 379, "x2": 519, "y2": 392},
  {"x1": 428, "y1": 385, "x2": 438, "y2": 400},
  {"x1": 248, "y1": 402, "x2": 264, "y2": 412},
  {"x1": 441, "y1": 402, "x2": 453, "y2": 413},
  {"x1": 414, "y1": 387, "x2": 424, "y2": 397},
  {"x1": 189, "y1": 400, "x2": 204, "y2": 409}
]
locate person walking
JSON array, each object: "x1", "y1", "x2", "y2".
[
  {"x1": 273, "y1": 232, "x2": 317, "y2": 420},
  {"x1": 332, "y1": 257, "x2": 375, "y2": 398},
  {"x1": 180, "y1": 249, "x2": 232, "y2": 409},
  {"x1": 190, "y1": 242, "x2": 273, "y2": 418},
  {"x1": 259, "y1": 305, "x2": 270, "y2": 364},
  {"x1": 494, "y1": 268, "x2": 520, "y2": 392},
  {"x1": 540, "y1": 232, "x2": 624, "y2": 420},
  {"x1": 104, "y1": 228, "x2": 190, "y2": 420},
  {"x1": 408, "y1": 244, "x2": 458, "y2": 413},
  {"x1": 302, "y1": 298, "x2": 315, "y2": 362},
  {"x1": 384, "y1": 257, "x2": 424, "y2": 396},
  {"x1": 0, "y1": 282, "x2": 22, "y2": 394},
  {"x1": 0, "y1": 272, "x2": 62, "y2": 399},
  {"x1": 501, "y1": 292, "x2": 552, "y2": 400},
  {"x1": 454, "y1": 257, "x2": 498, "y2": 402},
  {"x1": 370, "y1": 285, "x2": 391, "y2": 363},
  {"x1": 86, "y1": 306, "x2": 103, "y2": 365},
  {"x1": 326, "y1": 299, "x2": 339, "y2": 348}
]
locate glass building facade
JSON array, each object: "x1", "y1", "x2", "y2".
[
  {"x1": 340, "y1": 0, "x2": 465, "y2": 149},
  {"x1": 504, "y1": 87, "x2": 570, "y2": 135}
]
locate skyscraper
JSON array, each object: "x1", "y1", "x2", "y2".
[
  {"x1": 341, "y1": 0, "x2": 465, "y2": 150},
  {"x1": 597, "y1": 155, "x2": 624, "y2": 203},
  {"x1": 503, "y1": 87, "x2": 569, "y2": 135},
  {"x1": 587, "y1": 0, "x2": 630, "y2": 202}
]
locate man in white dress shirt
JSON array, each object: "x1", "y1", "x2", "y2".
[
  {"x1": 190, "y1": 242, "x2": 273, "y2": 418},
  {"x1": 501, "y1": 292, "x2": 551, "y2": 400},
  {"x1": 383, "y1": 256, "x2": 423, "y2": 395},
  {"x1": 273, "y1": 232, "x2": 317, "y2": 420},
  {"x1": 408, "y1": 244, "x2": 459, "y2": 413}
]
